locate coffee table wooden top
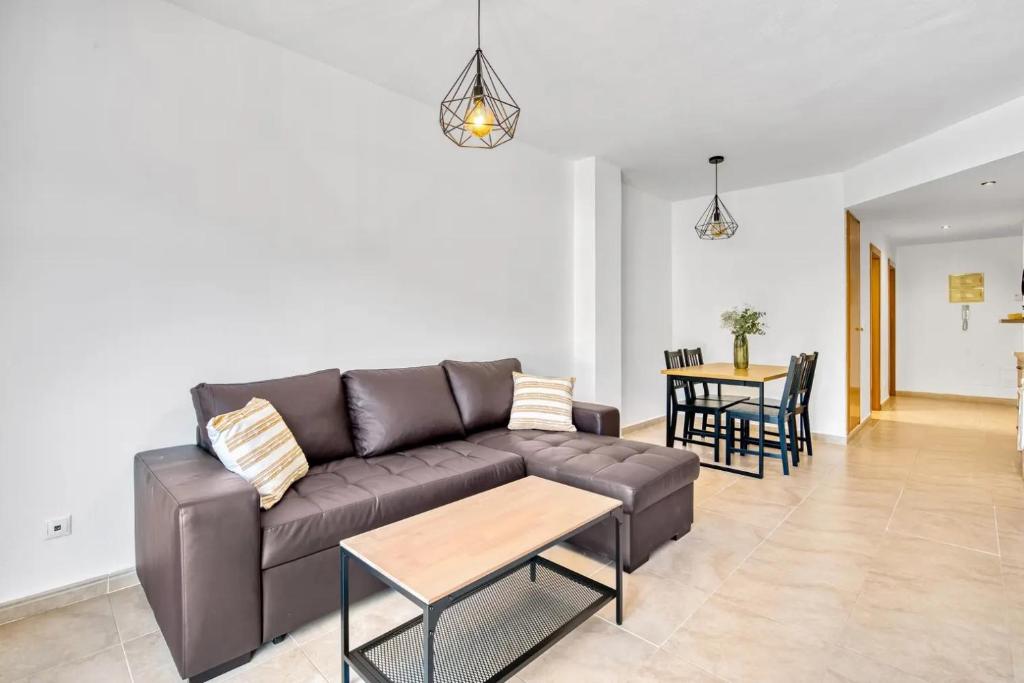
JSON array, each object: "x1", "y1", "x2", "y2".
[
  {"x1": 662, "y1": 362, "x2": 788, "y2": 384},
  {"x1": 340, "y1": 476, "x2": 621, "y2": 604}
]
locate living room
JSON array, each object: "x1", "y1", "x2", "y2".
[{"x1": 2, "y1": 1, "x2": 1024, "y2": 682}]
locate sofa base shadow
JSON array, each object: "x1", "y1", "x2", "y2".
[{"x1": 189, "y1": 652, "x2": 252, "y2": 683}]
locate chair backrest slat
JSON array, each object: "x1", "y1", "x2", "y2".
[
  {"x1": 780, "y1": 354, "x2": 806, "y2": 412},
  {"x1": 664, "y1": 349, "x2": 687, "y2": 394},
  {"x1": 683, "y1": 347, "x2": 710, "y2": 398},
  {"x1": 799, "y1": 351, "x2": 819, "y2": 405}
]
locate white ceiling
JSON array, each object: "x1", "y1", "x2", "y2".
[
  {"x1": 850, "y1": 152, "x2": 1024, "y2": 246},
  {"x1": 167, "y1": 0, "x2": 1024, "y2": 200}
]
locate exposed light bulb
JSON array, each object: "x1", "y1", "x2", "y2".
[
  {"x1": 708, "y1": 207, "x2": 727, "y2": 237},
  {"x1": 464, "y1": 97, "x2": 496, "y2": 138}
]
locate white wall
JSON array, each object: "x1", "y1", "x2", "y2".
[
  {"x1": 671, "y1": 174, "x2": 847, "y2": 437},
  {"x1": 895, "y1": 236, "x2": 1023, "y2": 399},
  {"x1": 572, "y1": 157, "x2": 622, "y2": 407},
  {"x1": 621, "y1": 183, "x2": 672, "y2": 426},
  {"x1": 0, "y1": 0, "x2": 574, "y2": 603}
]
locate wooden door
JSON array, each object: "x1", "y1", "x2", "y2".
[
  {"x1": 888, "y1": 260, "x2": 896, "y2": 396},
  {"x1": 870, "y1": 244, "x2": 881, "y2": 412},
  {"x1": 846, "y1": 211, "x2": 862, "y2": 433}
]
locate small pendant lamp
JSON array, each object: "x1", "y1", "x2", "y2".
[
  {"x1": 439, "y1": 0, "x2": 520, "y2": 149},
  {"x1": 694, "y1": 156, "x2": 739, "y2": 240}
]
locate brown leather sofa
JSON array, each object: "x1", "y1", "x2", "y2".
[{"x1": 134, "y1": 358, "x2": 699, "y2": 681}]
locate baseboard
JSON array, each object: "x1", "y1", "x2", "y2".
[
  {"x1": 893, "y1": 390, "x2": 1016, "y2": 406},
  {"x1": 621, "y1": 415, "x2": 664, "y2": 434},
  {"x1": 816, "y1": 431, "x2": 848, "y2": 445},
  {"x1": 0, "y1": 567, "x2": 138, "y2": 626},
  {"x1": 846, "y1": 417, "x2": 871, "y2": 441}
]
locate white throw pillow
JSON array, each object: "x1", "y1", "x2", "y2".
[
  {"x1": 507, "y1": 372, "x2": 577, "y2": 432},
  {"x1": 207, "y1": 397, "x2": 309, "y2": 510}
]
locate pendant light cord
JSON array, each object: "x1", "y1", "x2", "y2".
[{"x1": 477, "y1": 0, "x2": 481, "y2": 50}]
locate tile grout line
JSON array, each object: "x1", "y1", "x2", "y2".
[
  {"x1": 121, "y1": 641, "x2": 136, "y2": 683},
  {"x1": 108, "y1": 592, "x2": 137, "y2": 683},
  {"x1": 832, "y1": 462, "x2": 910, "y2": 674},
  {"x1": 885, "y1": 525, "x2": 1002, "y2": 557},
  {"x1": 655, "y1": 474, "x2": 812, "y2": 655},
  {"x1": 994, "y1": 505, "x2": 1003, "y2": 558},
  {"x1": 594, "y1": 613, "x2": 661, "y2": 649},
  {"x1": 882, "y1": 484, "x2": 906, "y2": 534}
]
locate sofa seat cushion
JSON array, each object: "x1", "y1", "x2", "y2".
[
  {"x1": 465, "y1": 428, "x2": 699, "y2": 515},
  {"x1": 260, "y1": 441, "x2": 525, "y2": 569}
]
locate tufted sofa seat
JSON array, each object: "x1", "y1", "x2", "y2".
[
  {"x1": 466, "y1": 427, "x2": 700, "y2": 515},
  {"x1": 260, "y1": 441, "x2": 523, "y2": 569}
]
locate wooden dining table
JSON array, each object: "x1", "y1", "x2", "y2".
[{"x1": 661, "y1": 363, "x2": 789, "y2": 479}]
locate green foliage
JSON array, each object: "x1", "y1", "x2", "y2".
[{"x1": 721, "y1": 305, "x2": 767, "y2": 337}]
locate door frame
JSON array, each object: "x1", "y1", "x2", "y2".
[
  {"x1": 888, "y1": 259, "x2": 896, "y2": 397},
  {"x1": 869, "y1": 244, "x2": 882, "y2": 412},
  {"x1": 846, "y1": 211, "x2": 862, "y2": 433}
]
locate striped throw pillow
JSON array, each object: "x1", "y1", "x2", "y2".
[
  {"x1": 508, "y1": 372, "x2": 577, "y2": 432},
  {"x1": 207, "y1": 398, "x2": 309, "y2": 510}
]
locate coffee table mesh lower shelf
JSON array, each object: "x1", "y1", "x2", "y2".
[{"x1": 355, "y1": 558, "x2": 613, "y2": 683}]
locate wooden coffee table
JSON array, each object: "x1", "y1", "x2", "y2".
[{"x1": 339, "y1": 476, "x2": 624, "y2": 683}]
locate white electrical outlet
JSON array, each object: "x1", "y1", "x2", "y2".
[{"x1": 45, "y1": 515, "x2": 71, "y2": 539}]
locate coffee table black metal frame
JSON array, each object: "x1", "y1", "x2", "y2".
[{"x1": 340, "y1": 508, "x2": 624, "y2": 683}]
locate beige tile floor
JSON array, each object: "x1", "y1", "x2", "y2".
[{"x1": 2, "y1": 396, "x2": 1023, "y2": 682}]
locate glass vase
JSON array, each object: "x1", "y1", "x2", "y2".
[{"x1": 734, "y1": 334, "x2": 749, "y2": 370}]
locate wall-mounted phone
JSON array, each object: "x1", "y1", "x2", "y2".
[{"x1": 949, "y1": 273, "x2": 982, "y2": 332}]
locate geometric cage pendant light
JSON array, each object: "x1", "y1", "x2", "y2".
[
  {"x1": 694, "y1": 155, "x2": 739, "y2": 240},
  {"x1": 439, "y1": 0, "x2": 520, "y2": 148}
]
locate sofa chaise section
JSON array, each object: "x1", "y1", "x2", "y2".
[{"x1": 466, "y1": 427, "x2": 698, "y2": 569}]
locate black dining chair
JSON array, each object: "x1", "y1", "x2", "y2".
[
  {"x1": 725, "y1": 354, "x2": 807, "y2": 475},
  {"x1": 664, "y1": 349, "x2": 745, "y2": 463},
  {"x1": 683, "y1": 347, "x2": 751, "y2": 430},
  {"x1": 742, "y1": 351, "x2": 818, "y2": 455}
]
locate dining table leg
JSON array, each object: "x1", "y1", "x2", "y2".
[
  {"x1": 757, "y1": 383, "x2": 765, "y2": 478},
  {"x1": 665, "y1": 377, "x2": 673, "y2": 447}
]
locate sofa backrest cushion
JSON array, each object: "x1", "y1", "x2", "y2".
[
  {"x1": 343, "y1": 365, "x2": 465, "y2": 457},
  {"x1": 191, "y1": 368, "x2": 355, "y2": 464},
  {"x1": 440, "y1": 358, "x2": 522, "y2": 432}
]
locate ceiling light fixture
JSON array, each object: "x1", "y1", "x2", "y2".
[
  {"x1": 439, "y1": 0, "x2": 520, "y2": 149},
  {"x1": 981, "y1": 180, "x2": 997, "y2": 186},
  {"x1": 942, "y1": 224, "x2": 951, "y2": 230},
  {"x1": 694, "y1": 156, "x2": 739, "y2": 240}
]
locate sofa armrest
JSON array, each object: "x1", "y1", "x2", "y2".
[
  {"x1": 134, "y1": 446, "x2": 261, "y2": 679},
  {"x1": 572, "y1": 402, "x2": 620, "y2": 437}
]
